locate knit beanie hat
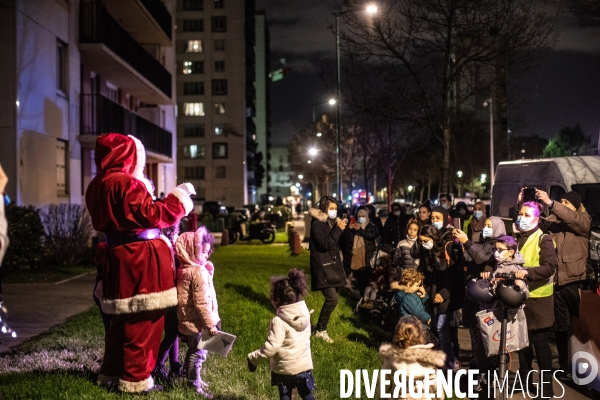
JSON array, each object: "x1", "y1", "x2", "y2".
[
  {"x1": 560, "y1": 191, "x2": 581, "y2": 210},
  {"x1": 431, "y1": 206, "x2": 448, "y2": 226}
]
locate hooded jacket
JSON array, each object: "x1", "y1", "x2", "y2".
[
  {"x1": 248, "y1": 300, "x2": 313, "y2": 375},
  {"x1": 539, "y1": 201, "x2": 593, "y2": 285},
  {"x1": 394, "y1": 236, "x2": 419, "y2": 270},
  {"x1": 382, "y1": 211, "x2": 411, "y2": 247},
  {"x1": 394, "y1": 286, "x2": 431, "y2": 325},
  {"x1": 175, "y1": 231, "x2": 220, "y2": 336},
  {"x1": 308, "y1": 208, "x2": 346, "y2": 290},
  {"x1": 484, "y1": 252, "x2": 530, "y2": 298},
  {"x1": 340, "y1": 219, "x2": 377, "y2": 271},
  {"x1": 378, "y1": 343, "x2": 446, "y2": 400},
  {"x1": 85, "y1": 134, "x2": 192, "y2": 314}
]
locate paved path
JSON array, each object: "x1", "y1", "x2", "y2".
[{"x1": 0, "y1": 273, "x2": 96, "y2": 354}]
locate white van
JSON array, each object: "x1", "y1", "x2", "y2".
[{"x1": 491, "y1": 156, "x2": 600, "y2": 259}]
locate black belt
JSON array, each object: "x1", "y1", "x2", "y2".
[{"x1": 105, "y1": 229, "x2": 161, "y2": 247}]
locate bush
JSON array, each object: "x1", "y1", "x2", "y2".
[
  {"x1": 39, "y1": 204, "x2": 93, "y2": 266},
  {"x1": 3, "y1": 204, "x2": 44, "y2": 269},
  {"x1": 270, "y1": 206, "x2": 292, "y2": 229}
]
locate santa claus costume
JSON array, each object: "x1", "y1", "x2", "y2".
[{"x1": 86, "y1": 133, "x2": 195, "y2": 393}]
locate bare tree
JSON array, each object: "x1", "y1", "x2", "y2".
[{"x1": 338, "y1": 0, "x2": 558, "y2": 192}]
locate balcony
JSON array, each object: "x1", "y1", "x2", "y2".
[
  {"x1": 102, "y1": 0, "x2": 172, "y2": 45},
  {"x1": 80, "y1": 94, "x2": 172, "y2": 159},
  {"x1": 79, "y1": 3, "x2": 172, "y2": 104}
]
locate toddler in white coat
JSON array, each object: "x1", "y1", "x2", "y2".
[{"x1": 247, "y1": 269, "x2": 315, "y2": 400}]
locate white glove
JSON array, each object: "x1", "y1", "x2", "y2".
[{"x1": 176, "y1": 182, "x2": 196, "y2": 196}]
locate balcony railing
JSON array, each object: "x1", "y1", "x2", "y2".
[
  {"x1": 140, "y1": 0, "x2": 172, "y2": 40},
  {"x1": 81, "y1": 94, "x2": 172, "y2": 157},
  {"x1": 80, "y1": 3, "x2": 171, "y2": 98}
]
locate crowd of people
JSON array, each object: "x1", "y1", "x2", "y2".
[{"x1": 308, "y1": 191, "x2": 597, "y2": 397}]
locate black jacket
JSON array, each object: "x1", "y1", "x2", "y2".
[
  {"x1": 410, "y1": 233, "x2": 465, "y2": 315},
  {"x1": 382, "y1": 213, "x2": 411, "y2": 247},
  {"x1": 309, "y1": 208, "x2": 346, "y2": 291},
  {"x1": 340, "y1": 222, "x2": 377, "y2": 271}
]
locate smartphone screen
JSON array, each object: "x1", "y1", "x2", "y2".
[
  {"x1": 350, "y1": 216, "x2": 356, "y2": 224},
  {"x1": 523, "y1": 187, "x2": 536, "y2": 202}
]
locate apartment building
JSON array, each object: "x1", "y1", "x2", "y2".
[
  {"x1": 176, "y1": 0, "x2": 267, "y2": 208},
  {"x1": 0, "y1": 0, "x2": 177, "y2": 206}
]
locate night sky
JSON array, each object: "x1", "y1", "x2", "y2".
[{"x1": 255, "y1": 0, "x2": 600, "y2": 148}]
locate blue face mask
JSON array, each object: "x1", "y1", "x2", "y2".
[
  {"x1": 357, "y1": 217, "x2": 367, "y2": 225},
  {"x1": 482, "y1": 226, "x2": 494, "y2": 238},
  {"x1": 473, "y1": 211, "x2": 483, "y2": 220},
  {"x1": 432, "y1": 221, "x2": 443, "y2": 230},
  {"x1": 516, "y1": 216, "x2": 535, "y2": 231}
]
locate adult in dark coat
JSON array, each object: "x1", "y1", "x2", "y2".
[
  {"x1": 309, "y1": 195, "x2": 347, "y2": 344},
  {"x1": 453, "y1": 216, "x2": 506, "y2": 369},
  {"x1": 365, "y1": 204, "x2": 384, "y2": 241},
  {"x1": 532, "y1": 189, "x2": 594, "y2": 373},
  {"x1": 341, "y1": 207, "x2": 377, "y2": 297},
  {"x1": 382, "y1": 202, "x2": 411, "y2": 247},
  {"x1": 410, "y1": 224, "x2": 465, "y2": 369}
]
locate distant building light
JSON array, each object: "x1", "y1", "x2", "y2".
[
  {"x1": 316, "y1": 132, "x2": 322, "y2": 137},
  {"x1": 298, "y1": 174, "x2": 303, "y2": 179}
]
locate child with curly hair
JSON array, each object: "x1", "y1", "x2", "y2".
[
  {"x1": 379, "y1": 315, "x2": 446, "y2": 400},
  {"x1": 247, "y1": 269, "x2": 315, "y2": 400}
]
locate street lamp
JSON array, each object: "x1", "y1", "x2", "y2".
[
  {"x1": 456, "y1": 170, "x2": 463, "y2": 178},
  {"x1": 484, "y1": 97, "x2": 494, "y2": 187},
  {"x1": 308, "y1": 148, "x2": 318, "y2": 157},
  {"x1": 312, "y1": 100, "x2": 336, "y2": 123},
  {"x1": 328, "y1": 98, "x2": 337, "y2": 105},
  {"x1": 334, "y1": 4, "x2": 378, "y2": 200}
]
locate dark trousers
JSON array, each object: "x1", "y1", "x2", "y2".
[
  {"x1": 554, "y1": 280, "x2": 588, "y2": 369},
  {"x1": 518, "y1": 328, "x2": 553, "y2": 396},
  {"x1": 316, "y1": 287, "x2": 338, "y2": 332},
  {"x1": 353, "y1": 268, "x2": 372, "y2": 299},
  {"x1": 156, "y1": 306, "x2": 180, "y2": 368},
  {"x1": 272, "y1": 371, "x2": 315, "y2": 400}
]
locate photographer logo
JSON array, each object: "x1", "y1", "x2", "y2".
[{"x1": 572, "y1": 351, "x2": 598, "y2": 386}]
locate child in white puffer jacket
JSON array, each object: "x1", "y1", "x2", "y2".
[{"x1": 247, "y1": 269, "x2": 315, "y2": 400}]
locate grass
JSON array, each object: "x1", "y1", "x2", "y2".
[
  {"x1": 0, "y1": 246, "x2": 450, "y2": 399},
  {"x1": 3, "y1": 265, "x2": 96, "y2": 284}
]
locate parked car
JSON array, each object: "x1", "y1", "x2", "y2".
[{"x1": 202, "y1": 201, "x2": 227, "y2": 218}]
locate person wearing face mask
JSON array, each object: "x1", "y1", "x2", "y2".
[
  {"x1": 364, "y1": 204, "x2": 384, "y2": 241},
  {"x1": 309, "y1": 196, "x2": 348, "y2": 344},
  {"x1": 341, "y1": 207, "x2": 377, "y2": 299},
  {"x1": 430, "y1": 206, "x2": 452, "y2": 232},
  {"x1": 416, "y1": 203, "x2": 432, "y2": 226},
  {"x1": 393, "y1": 220, "x2": 421, "y2": 274},
  {"x1": 530, "y1": 189, "x2": 594, "y2": 377},
  {"x1": 410, "y1": 224, "x2": 465, "y2": 371},
  {"x1": 439, "y1": 193, "x2": 461, "y2": 220},
  {"x1": 454, "y1": 202, "x2": 471, "y2": 229},
  {"x1": 383, "y1": 203, "x2": 411, "y2": 247},
  {"x1": 465, "y1": 201, "x2": 487, "y2": 243},
  {"x1": 453, "y1": 217, "x2": 506, "y2": 372},
  {"x1": 511, "y1": 202, "x2": 558, "y2": 397}
]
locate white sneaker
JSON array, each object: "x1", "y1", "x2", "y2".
[{"x1": 314, "y1": 330, "x2": 334, "y2": 343}]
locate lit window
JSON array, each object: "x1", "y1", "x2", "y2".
[
  {"x1": 214, "y1": 125, "x2": 223, "y2": 135},
  {"x1": 215, "y1": 166, "x2": 226, "y2": 179},
  {"x1": 214, "y1": 103, "x2": 225, "y2": 114},
  {"x1": 185, "y1": 40, "x2": 203, "y2": 53},
  {"x1": 213, "y1": 143, "x2": 228, "y2": 159},
  {"x1": 184, "y1": 102, "x2": 205, "y2": 116},
  {"x1": 183, "y1": 144, "x2": 205, "y2": 159},
  {"x1": 214, "y1": 39, "x2": 225, "y2": 51},
  {"x1": 183, "y1": 61, "x2": 204, "y2": 75}
]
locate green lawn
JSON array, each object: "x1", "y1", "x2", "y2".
[{"x1": 0, "y1": 246, "x2": 437, "y2": 399}]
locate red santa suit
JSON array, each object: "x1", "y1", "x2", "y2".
[{"x1": 85, "y1": 133, "x2": 194, "y2": 392}]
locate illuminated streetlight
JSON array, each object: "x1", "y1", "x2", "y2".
[
  {"x1": 481, "y1": 174, "x2": 487, "y2": 184},
  {"x1": 298, "y1": 174, "x2": 303, "y2": 179},
  {"x1": 407, "y1": 185, "x2": 414, "y2": 192},
  {"x1": 328, "y1": 98, "x2": 337, "y2": 105},
  {"x1": 316, "y1": 132, "x2": 322, "y2": 137},
  {"x1": 366, "y1": 4, "x2": 378, "y2": 15},
  {"x1": 457, "y1": 171, "x2": 463, "y2": 178},
  {"x1": 307, "y1": 160, "x2": 312, "y2": 164},
  {"x1": 295, "y1": 183, "x2": 301, "y2": 188},
  {"x1": 308, "y1": 148, "x2": 318, "y2": 156}
]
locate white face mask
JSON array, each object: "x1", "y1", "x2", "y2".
[
  {"x1": 494, "y1": 252, "x2": 507, "y2": 263},
  {"x1": 516, "y1": 216, "x2": 535, "y2": 231},
  {"x1": 421, "y1": 241, "x2": 434, "y2": 250},
  {"x1": 441, "y1": 203, "x2": 450, "y2": 210},
  {"x1": 432, "y1": 221, "x2": 443, "y2": 230},
  {"x1": 482, "y1": 227, "x2": 494, "y2": 239},
  {"x1": 357, "y1": 217, "x2": 367, "y2": 225},
  {"x1": 327, "y1": 210, "x2": 337, "y2": 220}
]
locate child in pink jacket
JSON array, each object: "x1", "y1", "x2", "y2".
[{"x1": 175, "y1": 227, "x2": 220, "y2": 398}]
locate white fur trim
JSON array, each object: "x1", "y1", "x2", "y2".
[
  {"x1": 101, "y1": 287, "x2": 177, "y2": 315},
  {"x1": 128, "y1": 135, "x2": 146, "y2": 178},
  {"x1": 171, "y1": 187, "x2": 194, "y2": 215},
  {"x1": 118, "y1": 376, "x2": 154, "y2": 393},
  {"x1": 97, "y1": 374, "x2": 120, "y2": 387}
]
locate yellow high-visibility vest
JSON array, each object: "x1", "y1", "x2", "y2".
[{"x1": 520, "y1": 228, "x2": 554, "y2": 298}]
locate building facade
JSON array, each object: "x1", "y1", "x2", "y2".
[
  {"x1": 175, "y1": 0, "x2": 266, "y2": 208},
  {"x1": 253, "y1": 11, "x2": 270, "y2": 201},
  {"x1": 0, "y1": 0, "x2": 177, "y2": 206},
  {"x1": 269, "y1": 147, "x2": 292, "y2": 198}
]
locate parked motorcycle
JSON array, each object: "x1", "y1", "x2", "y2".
[{"x1": 228, "y1": 214, "x2": 276, "y2": 244}]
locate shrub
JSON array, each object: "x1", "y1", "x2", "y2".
[
  {"x1": 3, "y1": 205, "x2": 44, "y2": 269},
  {"x1": 39, "y1": 204, "x2": 93, "y2": 266}
]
